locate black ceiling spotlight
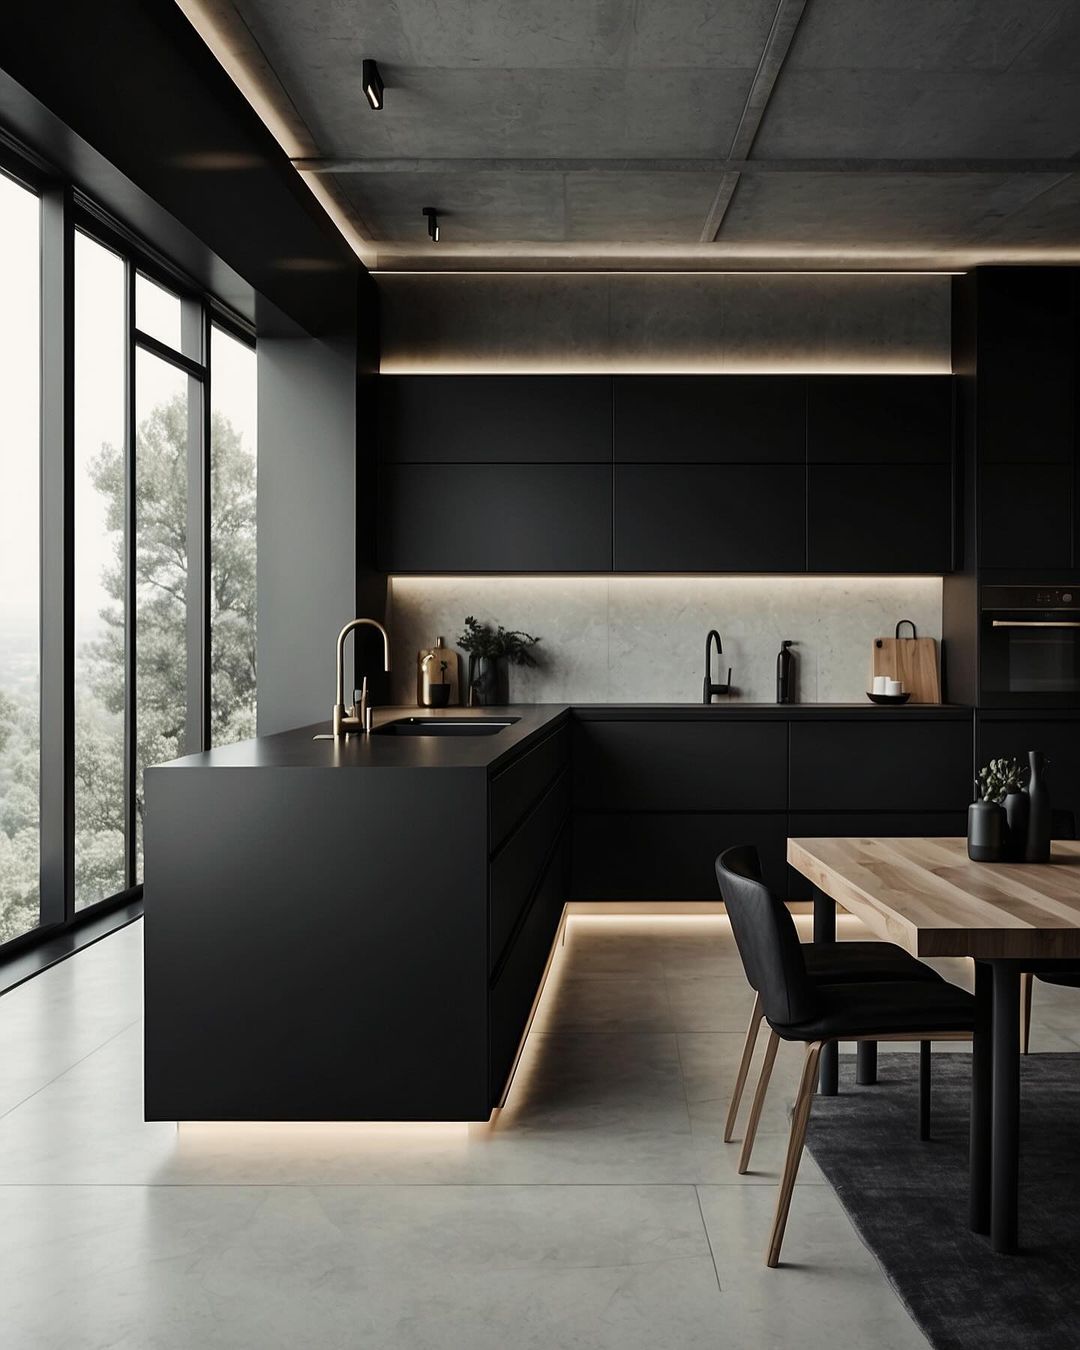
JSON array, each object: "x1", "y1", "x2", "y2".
[
  {"x1": 362, "y1": 59, "x2": 384, "y2": 110},
  {"x1": 422, "y1": 206, "x2": 440, "y2": 243}
]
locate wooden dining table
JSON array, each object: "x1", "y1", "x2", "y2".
[{"x1": 788, "y1": 835, "x2": 1080, "y2": 1255}]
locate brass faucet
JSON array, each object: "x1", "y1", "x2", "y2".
[{"x1": 332, "y1": 618, "x2": 391, "y2": 737}]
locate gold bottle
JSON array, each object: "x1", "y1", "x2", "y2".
[{"x1": 417, "y1": 636, "x2": 460, "y2": 707}]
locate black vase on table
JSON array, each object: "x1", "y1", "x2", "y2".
[
  {"x1": 1003, "y1": 789, "x2": 1030, "y2": 862},
  {"x1": 1025, "y1": 750, "x2": 1051, "y2": 863},
  {"x1": 968, "y1": 800, "x2": 1006, "y2": 862},
  {"x1": 468, "y1": 655, "x2": 509, "y2": 707}
]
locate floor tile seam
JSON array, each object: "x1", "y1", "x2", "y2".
[
  {"x1": 692, "y1": 1184, "x2": 723, "y2": 1293},
  {"x1": 0, "y1": 1017, "x2": 142, "y2": 1123},
  {"x1": 0, "y1": 1178, "x2": 833, "y2": 1189}
]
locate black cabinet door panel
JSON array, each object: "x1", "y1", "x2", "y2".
[
  {"x1": 379, "y1": 465, "x2": 613, "y2": 571},
  {"x1": 489, "y1": 769, "x2": 570, "y2": 973},
  {"x1": 573, "y1": 812, "x2": 788, "y2": 900},
  {"x1": 489, "y1": 724, "x2": 570, "y2": 854},
  {"x1": 979, "y1": 465, "x2": 1073, "y2": 570},
  {"x1": 379, "y1": 376, "x2": 612, "y2": 463},
  {"x1": 615, "y1": 465, "x2": 805, "y2": 572},
  {"x1": 789, "y1": 721, "x2": 972, "y2": 813},
  {"x1": 807, "y1": 465, "x2": 950, "y2": 572},
  {"x1": 614, "y1": 376, "x2": 806, "y2": 463},
  {"x1": 807, "y1": 376, "x2": 954, "y2": 464},
  {"x1": 573, "y1": 720, "x2": 787, "y2": 812}
]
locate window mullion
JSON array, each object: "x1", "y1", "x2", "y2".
[
  {"x1": 182, "y1": 298, "x2": 208, "y2": 754},
  {"x1": 38, "y1": 182, "x2": 74, "y2": 930},
  {"x1": 123, "y1": 260, "x2": 136, "y2": 890}
]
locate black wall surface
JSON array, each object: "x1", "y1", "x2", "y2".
[{"x1": 0, "y1": 0, "x2": 357, "y2": 335}]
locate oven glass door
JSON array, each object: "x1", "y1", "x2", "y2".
[{"x1": 981, "y1": 610, "x2": 1080, "y2": 706}]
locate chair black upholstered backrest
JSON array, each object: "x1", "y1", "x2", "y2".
[{"x1": 715, "y1": 845, "x2": 818, "y2": 1028}]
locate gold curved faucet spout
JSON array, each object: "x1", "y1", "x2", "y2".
[{"x1": 332, "y1": 618, "x2": 391, "y2": 738}]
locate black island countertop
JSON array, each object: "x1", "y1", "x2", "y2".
[{"x1": 155, "y1": 700, "x2": 974, "y2": 775}]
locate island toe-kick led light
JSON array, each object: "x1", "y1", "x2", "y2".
[
  {"x1": 362, "y1": 59, "x2": 384, "y2": 110},
  {"x1": 422, "y1": 206, "x2": 440, "y2": 242}
]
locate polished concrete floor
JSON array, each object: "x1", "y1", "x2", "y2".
[{"x1": 3, "y1": 913, "x2": 1080, "y2": 1349}]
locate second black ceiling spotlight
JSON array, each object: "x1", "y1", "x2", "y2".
[
  {"x1": 423, "y1": 207, "x2": 440, "y2": 243},
  {"x1": 362, "y1": 59, "x2": 383, "y2": 110}
]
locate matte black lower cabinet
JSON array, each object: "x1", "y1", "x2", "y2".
[
  {"x1": 977, "y1": 714, "x2": 1080, "y2": 833},
  {"x1": 144, "y1": 722, "x2": 570, "y2": 1123}
]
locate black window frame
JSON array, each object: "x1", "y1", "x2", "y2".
[{"x1": 0, "y1": 133, "x2": 255, "y2": 960}]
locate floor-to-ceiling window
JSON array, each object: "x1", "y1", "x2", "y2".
[
  {"x1": 1, "y1": 138, "x2": 257, "y2": 952},
  {"x1": 0, "y1": 170, "x2": 42, "y2": 946}
]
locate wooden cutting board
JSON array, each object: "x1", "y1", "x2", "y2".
[{"x1": 870, "y1": 623, "x2": 941, "y2": 704}]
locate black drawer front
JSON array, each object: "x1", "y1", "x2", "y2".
[
  {"x1": 489, "y1": 830, "x2": 568, "y2": 1104},
  {"x1": 573, "y1": 720, "x2": 787, "y2": 812},
  {"x1": 572, "y1": 812, "x2": 789, "y2": 900},
  {"x1": 789, "y1": 721, "x2": 972, "y2": 813},
  {"x1": 490, "y1": 723, "x2": 570, "y2": 854},
  {"x1": 786, "y1": 812, "x2": 968, "y2": 900},
  {"x1": 490, "y1": 769, "x2": 571, "y2": 973}
]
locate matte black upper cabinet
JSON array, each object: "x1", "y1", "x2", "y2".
[
  {"x1": 614, "y1": 464, "x2": 805, "y2": 572},
  {"x1": 807, "y1": 377, "x2": 953, "y2": 464},
  {"x1": 807, "y1": 465, "x2": 952, "y2": 573},
  {"x1": 379, "y1": 376, "x2": 611, "y2": 463},
  {"x1": 613, "y1": 376, "x2": 806, "y2": 462}
]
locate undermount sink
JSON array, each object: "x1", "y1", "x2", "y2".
[{"x1": 372, "y1": 717, "x2": 520, "y2": 737}]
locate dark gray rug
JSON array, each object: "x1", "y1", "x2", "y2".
[{"x1": 804, "y1": 1053, "x2": 1080, "y2": 1350}]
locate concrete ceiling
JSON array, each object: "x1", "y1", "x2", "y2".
[{"x1": 190, "y1": 0, "x2": 1080, "y2": 270}]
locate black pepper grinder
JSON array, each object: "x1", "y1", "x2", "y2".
[{"x1": 776, "y1": 640, "x2": 796, "y2": 704}]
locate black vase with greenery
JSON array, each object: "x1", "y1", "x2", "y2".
[
  {"x1": 457, "y1": 616, "x2": 540, "y2": 708},
  {"x1": 970, "y1": 757, "x2": 1025, "y2": 863}
]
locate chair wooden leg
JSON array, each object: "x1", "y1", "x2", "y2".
[
  {"x1": 1020, "y1": 971, "x2": 1033, "y2": 1055},
  {"x1": 918, "y1": 1040, "x2": 931, "y2": 1141},
  {"x1": 738, "y1": 1027, "x2": 779, "y2": 1175},
  {"x1": 724, "y1": 991, "x2": 763, "y2": 1144},
  {"x1": 767, "y1": 1040, "x2": 824, "y2": 1268}
]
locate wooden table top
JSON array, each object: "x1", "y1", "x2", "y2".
[{"x1": 788, "y1": 837, "x2": 1080, "y2": 960}]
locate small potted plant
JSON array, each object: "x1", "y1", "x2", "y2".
[
  {"x1": 457, "y1": 615, "x2": 540, "y2": 706},
  {"x1": 969, "y1": 758, "x2": 1020, "y2": 862}
]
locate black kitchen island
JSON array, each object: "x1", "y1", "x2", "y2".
[{"x1": 144, "y1": 702, "x2": 973, "y2": 1123}]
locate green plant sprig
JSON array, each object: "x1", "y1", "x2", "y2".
[
  {"x1": 457, "y1": 615, "x2": 541, "y2": 667},
  {"x1": 975, "y1": 756, "x2": 1028, "y2": 804}
]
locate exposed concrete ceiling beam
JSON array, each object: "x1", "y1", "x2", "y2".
[
  {"x1": 294, "y1": 156, "x2": 1080, "y2": 176},
  {"x1": 702, "y1": 0, "x2": 808, "y2": 242}
]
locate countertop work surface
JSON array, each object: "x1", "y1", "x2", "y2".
[{"x1": 152, "y1": 702, "x2": 972, "y2": 775}]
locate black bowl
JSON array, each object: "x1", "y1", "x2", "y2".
[{"x1": 866, "y1": 691, "x2": 911, "y2": 705}]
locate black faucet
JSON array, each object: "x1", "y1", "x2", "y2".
[{"x1": 703, "y1": 629, "x2": 732, "y2": 703}]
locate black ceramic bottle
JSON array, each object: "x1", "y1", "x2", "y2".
[
  {"x1": 776, "y1": 640, "x2": 795, "y2": 704},
  {"x1": 1025, "y1": 750, "x2": 1051, "y2": 863}
]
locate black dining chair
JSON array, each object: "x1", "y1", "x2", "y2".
[
  {"x1": 1019, "y1": 809, "x2": 1078, "y2": 1054},
  {"x1": 722, "y1": 844, "x2": 946, "y2": 1173},
  {"x1": 715, "y1": 846, "x2": 976, "y2": 1267}
]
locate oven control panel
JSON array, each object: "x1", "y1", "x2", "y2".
[{"x1": 982, "y1": 584, "x2": 1080, "y2": 610}]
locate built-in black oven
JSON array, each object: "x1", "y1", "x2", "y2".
[{"x1": 980, "y1": 585, "x2": 1080, "y2": 708}]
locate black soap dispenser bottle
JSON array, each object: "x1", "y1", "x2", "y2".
[{"x1": 776, "y1": 640, "x2": 796, "y2": 705}]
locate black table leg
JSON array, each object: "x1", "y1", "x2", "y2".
[
  {"x1": 856, "y1": 1041, "x2": 878, "y2": 1085},
  {"x1": 969, "y1": 960, "x2": 992, "y2": 1235},
  {"x1": 990, "y1": 962, "x2": 1021, "y2": 1254},
  {"x1": 812, "y1": 887, "x2": 839, "y2": 1095}
]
